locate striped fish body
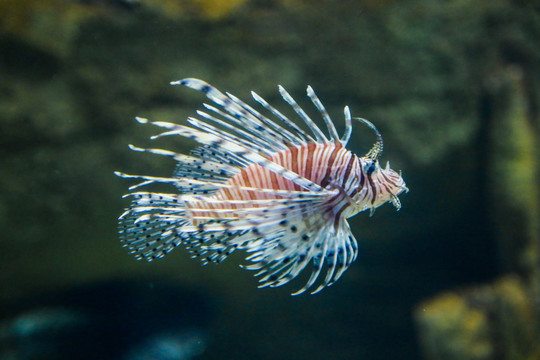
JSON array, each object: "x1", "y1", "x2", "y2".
[
  {"x1": 117, "y1": 78, "x2": 408, "y2": 295},
  {"x1": 203, "y1": 143, "x2": 355, "y2": 215}
]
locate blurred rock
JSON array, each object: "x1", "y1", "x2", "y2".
[
  {"x1": 0, "y1": 280, "x2": 210, "y2": 360},
  {"x1": 485, "y1": 66, "x2": 539, "y2": 276},
  {"x1": 415, "y1": 292, "x2": 492, "y2": 360},
  {"x1": 414, "y1": 276, "x2": 537, "y2": 360},
  {"x1": 414, "y1": 34, "x2": 540, "y2": 360},
  {"x1": 124, "y1": 330, "x2": 206, "y2": 360}
]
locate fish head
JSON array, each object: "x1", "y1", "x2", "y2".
[{"x1": 357, "y1": 157, "x2": 408, "y2": 212}]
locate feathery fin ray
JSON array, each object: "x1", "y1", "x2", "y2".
[{"x1": 117, "y1": 78, "x2": 407, "y2": 295}]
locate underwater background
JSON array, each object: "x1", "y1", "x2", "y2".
[{"x1": 0, "y1": 0, "x2": 539, "y2": 359}]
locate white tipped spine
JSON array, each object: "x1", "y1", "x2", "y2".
[
  {"x1": 306, "y1": 85, "x2": 340, "y2": 143},
  {"x1": 278, "y1": 85, "x2": 328, "y2": 143},
  {"x1": 341, "y1": 106, "x2": 352, "y2": 146}
]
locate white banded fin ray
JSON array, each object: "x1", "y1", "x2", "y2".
[{"x1": 117, "y1": 78, "x2": 408, "y2": 295}]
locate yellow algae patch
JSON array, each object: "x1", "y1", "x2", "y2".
[
  {"x1": 192, "y1": 0, "x2": 249, "y2": 19},
  {"x1": 416, "y1": 292, "x2": 492, "y2": 360},
  {"x1": 492, "y1": 276, "x2": 537, "y2": 360},
  {"x1": 415, "y1": 276, "x2": 539, "y2": 360},
  {"x1": 144, "y1": 0, "x2": 250, "y2": 19}
]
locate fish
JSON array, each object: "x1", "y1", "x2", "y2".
[{"x1": 116, "y1": 78, "x2": 408, "y2": 295}]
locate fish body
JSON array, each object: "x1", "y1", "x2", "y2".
[{"x1": 117, "y1": 78, "x2": 407, "y2": 295}]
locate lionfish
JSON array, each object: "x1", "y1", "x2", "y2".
[{"x1": 116, "y1": 78, "x2": 408, "y2": 295}]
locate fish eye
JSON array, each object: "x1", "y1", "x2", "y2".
[{"x1": 364, "y1": 161, "x2": 376, "y2": 176}]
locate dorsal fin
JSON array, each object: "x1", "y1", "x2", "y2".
[{"x1": 355, "y1": 117, "x2": 383, "y2": 160}]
